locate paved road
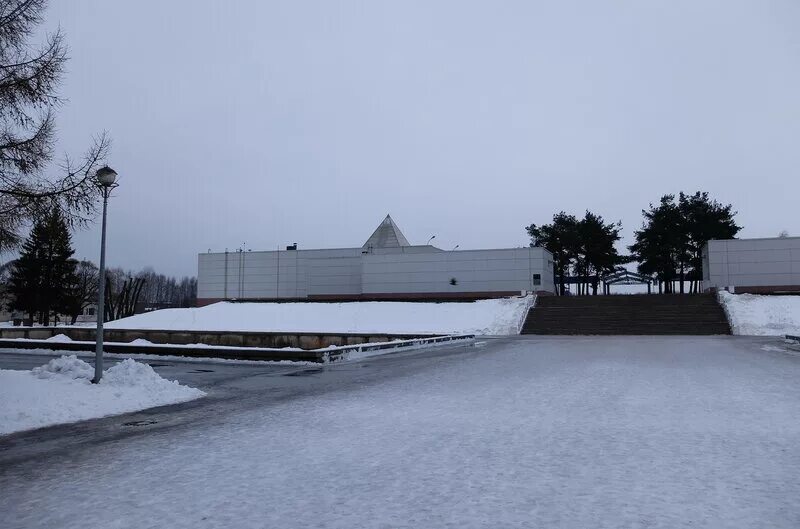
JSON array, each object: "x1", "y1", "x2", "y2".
[
  {"x1": 0, "y1": 340, "x2": 484, "y2": 466},
  {"x1": 2, "y1": 336, "x2": 799, "y2": 529}
]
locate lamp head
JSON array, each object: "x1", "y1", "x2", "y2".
[{"x1": 95, "y1": 166, "x2": 118, "y2": 187}]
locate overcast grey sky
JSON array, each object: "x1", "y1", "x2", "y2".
[{"x1": 42, "y1": 1, "x2": 800, "y2": 277}]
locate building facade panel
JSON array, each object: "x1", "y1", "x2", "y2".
[
  {"x1": 361, "y1": 248, "x2": 553, "y2": 296},
  {"x1": 702, "y1": 237, "x2": 800, "y2": 293}
]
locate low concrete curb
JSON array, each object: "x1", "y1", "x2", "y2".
[{"x1": 0, "y1": 334, "x2": 475, "y2": 363}]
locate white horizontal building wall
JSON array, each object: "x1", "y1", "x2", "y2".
[
  {"x1": 198, "y1": 248, "x2": 365, "y2": 301},
  {"x1": 702, "y1": 237, "x2": 800, "y2": 293},
  {"x1": 362, "y1": 248, "x2": 554, "y2": 296},
  {"x1": 197, "y1": 246, "x2": 554, "y2": 304}
]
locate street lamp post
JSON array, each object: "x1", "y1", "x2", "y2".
[
  {"x1": 92, "y1": 166, "x2": 118, "y2": 384},
  {"x1": 426, "y1": 235, "x2": 436, "y2": 246}
]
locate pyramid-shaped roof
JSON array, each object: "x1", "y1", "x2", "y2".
[{"x1": 363, "y1": 214, "x2": 411, "y2": 248}]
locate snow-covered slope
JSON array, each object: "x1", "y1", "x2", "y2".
[
  {"x1": 0, "y1": 355, "x2": 205, "y2": 435},
  {"x1": 105, "y1": 297, "x2": 533, "y2": 336},
  {"x1": 719, "y1": 291, "x2": 800, "y2": 336}
]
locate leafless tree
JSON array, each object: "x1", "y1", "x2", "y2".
[
  {"x1": 63, "y1": 259, "x2": 98, "y2": 323},
  {"x1": 104, "y1": 274, "x2": 145, "y2": 322},
  {"x1": 101, "y1": 266, "x2": 197, "y2": 321},
  {"x1": 137, "y1": 267, "x2": 197, "y2": 308},
  {"x1": 0, "y1": 0, "x2": 110, "y2": 248}
]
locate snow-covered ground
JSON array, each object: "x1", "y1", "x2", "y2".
[
  {"x1": 2, "y1": 336, "x2": 799, "y2": 528},
  {"x1": 105, "y1": 296, "x2": 532, "y2": 335},
  {"x1": 719, "y1": 291, "x2": 800, "y2": 336},
  {"x1": 0, "y1": 356, "x2": 204, "y2": 435}
]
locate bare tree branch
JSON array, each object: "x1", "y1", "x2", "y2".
[{"x1": 0, "y1": 0, "x2": 109, "y2": 248}]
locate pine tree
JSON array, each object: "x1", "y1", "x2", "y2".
[
  {"x1": 630, "y1": 195, "x2": 684, "y2": 293},
  {"x1": 527, "y1": 212, "x2": 580, "y2": 295},
  {"x1": 8, "y1": 231, "x2": 41, "y2": 323},
  {"x1": 630, "y1": 192, "x2": 740, "y2": 294},
  {"x1": 578, "y1": 211, "x2": 624, "y2": 295},
  {"x1": 8, "y1": 208, "x2": 78, "y2": 324},
  {"x1": 678, "y1": 192, "x2": 741, "y2": 293},
  {"x1": 528, "y1": 210, "x2": 624, "y2": 295}
]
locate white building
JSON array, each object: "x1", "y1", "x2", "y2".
[
  {"x1": 197, "y1": 215, "x2": 555, "y2": 306},
  {"x1": 702, "y1": 236, "x2": 800, "y2": 294}
]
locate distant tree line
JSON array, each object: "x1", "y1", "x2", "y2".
[
  {"x1": 2, "y1": 207, "x2": 196, "y2": 324},
  {"x1": 104, "y1": 267, "x2": 197, "y2": 319},
  {"x1": 528, "y1": 191, "x2": 740, "y2": 295}
]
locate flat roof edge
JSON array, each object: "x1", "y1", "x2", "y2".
[
  {"x1": 708, "y1": 236, "x2": 800, "y2": 243},
  {"x1": 199, "y1": 246, "x2": 550, "y2": 257}
]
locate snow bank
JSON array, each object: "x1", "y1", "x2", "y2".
[
  {"x1": 105, "y1": 297, "x2": 532, "y2": 335},
  {"x1": 719, "y1": 291, "x2": 800, "y2": 336},
  {"x1": 45, "y1": 333, "x2": 73, "y2": 343},
  {"x1": 32, "y1": 354, "x2": 93, "y2": 380},
  {"x1": 0, "y1": 355, "x2": 205, "y2": 435}
]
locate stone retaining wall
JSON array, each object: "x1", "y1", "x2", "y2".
[
  {"x1": 0, "y1": 327, "x2": 439, "y2": 350},
  {"x1": 0, "y1": 334, "x2": 475, "y2": 363}
]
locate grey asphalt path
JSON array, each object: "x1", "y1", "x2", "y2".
[
  {"x1": 0, "y1": 340, "x2": 484, "y2": 466},
  {"x1": 2, "y1": 335, "x2": 798, "y2": 529},
  {"x1": 0, "y1": 335, "x2": 789, "y2": 468}
]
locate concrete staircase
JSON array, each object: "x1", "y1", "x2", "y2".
[{"x1": 521, "y1": 294, "x2": 731, "y2": 335}]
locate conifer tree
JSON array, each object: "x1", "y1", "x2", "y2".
[
  {"x1": 630, "y1": 193, "x2": 740, "y2": 294},
  {"x1": 8, "y1": 208, "x2": 78, "y2": 324},
  {"x1": 630, "y1": 195, "x2": 684, "y2": 293},
  {"x1": 678, "y1": 192, "x2": 741, "y2": 293},
  {"x1": 528, "y1": 210, "x2": 624, "y2": 295},
  {"x1": 527, "y1": 212, "x2": 579, "y2": 295},
  {"x1": 578, "y1": 211, "x2": 624, "y2": 295}
]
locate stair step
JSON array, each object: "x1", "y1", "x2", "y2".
[{"x1": 520, "y1": 294, "x2": 731, "y2": 336}]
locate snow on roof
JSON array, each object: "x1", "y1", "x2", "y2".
[{"x1": 363, "y1": 215, "x2": 411, "y2": 249}]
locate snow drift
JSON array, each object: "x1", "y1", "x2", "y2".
[
  {"x1": 0, "y1": 355, "x2": 205, "y2": 435},
  {"x1": 718, "y1": 291, "x2": 800, "y2": 336},
  {"x1": 105, "y1": 297, "x2": 533, "y2": 335}
]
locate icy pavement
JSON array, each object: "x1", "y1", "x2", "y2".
[{"x1": 2, "y1": 336, "x2": 800, "y2": 528}]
